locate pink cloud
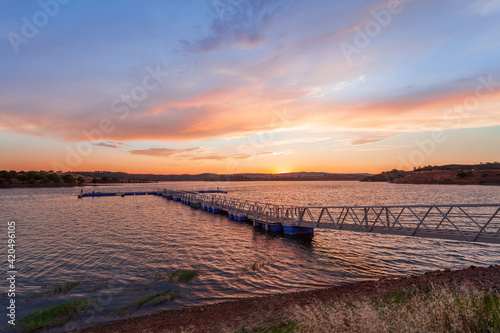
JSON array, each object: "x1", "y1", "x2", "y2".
[{"x1": 129, "y1": 146, "x2": 293, "y2": 161}]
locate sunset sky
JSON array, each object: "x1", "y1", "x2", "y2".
[{"x1": 1, "y1": 0, "x2": 500, "y2": 174}]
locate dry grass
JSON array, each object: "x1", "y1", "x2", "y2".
[
  {"x1": 232, "y1": 284, "x2": 499, "y2": 333},
  {"x1": 284, "y1": 284, "x2": 499, "y2": 333}
]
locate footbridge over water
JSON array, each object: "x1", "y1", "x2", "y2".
[
  {"x1": 164, "y1": 190, "x2": 500, "y2": 244},
  {"x1": 78, "y1": 189, "x2": 500, "y2": 244}
]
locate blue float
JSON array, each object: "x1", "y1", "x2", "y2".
[
  {"x1": 282, "y1": 226, "x2": 314, "y2": 235},
  {"x1": 269, "y1": 224, "x2": 283, "y2": 232}
]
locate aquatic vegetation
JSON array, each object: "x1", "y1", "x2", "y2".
[
  {"x1": 17, "y1": 299, "x2": 98, "y2": 333},
  {"x1": 168, "y1": 269, "x2": 199, "y2": 283},
  {"x1": 153, "y1": 272, "x2": 167, "y2": 282},
  {"x1": 151, "y1": 289, "x2": 181, "y2": 306},
  {"x1": 243, "y1": 260, "x2": 272, "y2": 272},
  {"x1": 87, "y1": 282, "x2": 109, "y2": 293},
  {"x1": 115, "y1": 288, "x2": 181, "y2": 317},
  {"x1": 26, "y1": 281, "x2": 81, "y2": 301}
]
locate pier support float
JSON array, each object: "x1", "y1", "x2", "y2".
[
  {"x1": 269, "y1": 224, "x2": 283, "y2": 232},
  {"x1": 256, "y1": 222, "x2": 265, "y2": 229},
  {"x1": 282, "y1": 226, "x2": 314, "y2": 235},
  {"x1": 79, "y1": 193, "x2": 118, "y2": 197}
]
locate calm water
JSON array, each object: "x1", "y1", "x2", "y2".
[{"x1": 1, "y1": 181, "x2": 500, "y2": 331}]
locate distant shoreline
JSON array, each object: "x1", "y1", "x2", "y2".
[
  {"x1": 2, "y1": 178, "x2": 500, "y2": 189},
  {"x1": 0, "y1": 182, "x2": 149, "y2": 189}
]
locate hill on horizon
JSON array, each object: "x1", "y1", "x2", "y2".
[{"x1": 76, "y1": 171, "x2": 373, "y2": 182}]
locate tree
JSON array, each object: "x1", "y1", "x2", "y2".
[
  {"x1": 63, "y1": 174, "x2": 76, "y2": 183},
  {"x1": 17, "y1": 174, "x2": 29, "y2": 182},
  {"x1": 47, "y1": 173, "x2": 61, "y2": 182},
  {"x1": 77, "y1": 176, "x2": 85, "y2": 184}
]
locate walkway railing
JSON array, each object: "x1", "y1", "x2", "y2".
[{"x1": 162, "y1": 189, "x2": 500, "y2": 243}]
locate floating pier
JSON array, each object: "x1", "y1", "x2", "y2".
[
  {"x1": 78, "y1": 189, "x2": 500, "y2": 243},
  {"x1": 163, "y1": 190, "x2": 500, "y2": 242},
  {"x1": 78, "y1": 191, "x2": 157, "y2": 198},
  {"x1": 78, "y1": 190, "x2": 226, "y2": 199}
]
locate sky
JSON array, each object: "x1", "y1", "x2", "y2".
[{"x1": 1, "y1": 0, "x2": 500, "y2": 175}]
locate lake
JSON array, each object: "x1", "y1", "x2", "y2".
[{"x1": 1, "y1": 181, "x2": 499, "y2": 331}]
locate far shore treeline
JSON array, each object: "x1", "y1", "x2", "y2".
[
  {"x1": 0, "y1": 170, "x2": 147, "y2": 188},
  {"x1": 1, "y1": 162, "x2": 499, "y2": 188}
]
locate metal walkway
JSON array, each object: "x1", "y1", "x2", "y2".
[{"x1": 162, "y1": 189, "x2": 500, "y2": 244}]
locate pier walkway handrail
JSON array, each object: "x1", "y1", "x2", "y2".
[{"x1": 163, "y1": 189, "x2": 500, "y2": 243}]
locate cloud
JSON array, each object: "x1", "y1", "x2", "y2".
[
  {"x1": 93, "y1": 141, "x2": 127, "y2": 148},
  {"x1": 353, "y1": 144, "x2": 412, "y2": 152},
  {"x1": 130, "y1": 147, "x2": 201, "y2": 157},
  {"x1": 308, "y1": 75, "x2": 367, "y2": 98},
  {"x1": 186, "y1": 149, "x2": 294, "y2": 161},
  {"x1": 128, "y1": 146, "x2": 293, "y2": 161},
  {"x1": 351, "y1": 134, "x2": 396, "y2": 146},
  {"x1": 184, "y1": 0, "x2": 294, "y2": 52},
  {"x1": 3, "y1": 73, "x2": 500, "y2": 145},
  {"x1": 2, "y1": 1, "x2": 500, "y2": 148}
]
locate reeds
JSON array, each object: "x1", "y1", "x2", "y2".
[
  {"x1": 115, "y1": 288, "x2": 181, "y2": 317},
  {"x1": 168, "y1": 269, "x2": 199, "y2": 283},
  {"x1": 243, "y1": 260, "x2": 272, "y2": 272},
  {"x1": 26, "y1": 281, "x2": 81, "y2": 301},
  {"x1": 16, "y1": 299, "x2": 97, "y2": 333}
]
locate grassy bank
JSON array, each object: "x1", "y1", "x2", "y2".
[
  {"x1": 235, "y1": 284, "x2": 499, "y2": 333},
  {"x1": 78, "y1": 265, "x2": 500, "y2": 333}
]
